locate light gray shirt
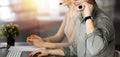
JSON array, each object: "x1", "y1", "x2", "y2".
[{"x1": 62, "y1": 5, "x2": 115, "y2": 57}]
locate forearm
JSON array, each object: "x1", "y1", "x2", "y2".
[
  {"x1": 43, "y1": 36, "x2": 56, "y2": 42},
  {"x1": 47, "y1": 49, "x2": 65, "y2": 56},
  {"x1": 86, "y1": 19, "x2": 95, "y2": 34},
  {"x1": 43, "y1": 17, "x2": 66, "y2": 43},
  {"x1": 43, "y1": 33, "x2": 75, "y2": 48},
  {"x1": 43, "y1": 35, "x2": 64, "y2": 43},
  {"x1": 42, "y1": 35, "x2": 61, "y2": 43},
  {"x1": 42, "y1": 42, "x2": 71, "y2": 48}
]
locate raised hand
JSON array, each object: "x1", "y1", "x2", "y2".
[
  {"x1": 26, "y1": 35, "x2": 45, "y2": 47},
  {"x1": 80, "y1": 2, "x2": 94, "y2": 18},
  {"x1": 73, "y1": 2, "x2": 94, "y2": 18}
]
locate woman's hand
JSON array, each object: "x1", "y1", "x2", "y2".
[
  {"x1": 29, "y1": 49, "x2": 49, "y2": 57},
  {"x1": 27, "y1": 35, "x2": 57, "y2": 48},
  {"x1": 29, "y1": 49, "x2": 65, "y2": 57},
  {"x1": 26, "y1": 35, "x2": 45, "y2": 47},
  {"x1": 74, "y1": 2, "x2": 94, "y2": 18},
  {"x1": 81, "y1": 2, "x2": 94, "y2": 18}
]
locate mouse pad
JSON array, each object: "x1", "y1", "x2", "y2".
[{"x1": 21, "y1": 51, "x2": 31, "y2": 57}]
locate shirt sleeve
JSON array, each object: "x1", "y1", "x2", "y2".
[
  {"x1": 61, "y1": 46, "x2": 77, "y2": 57},
  {"x1": 61, "y1": 47, "x2": 71, "y2": 57},
  {"x1": 85, "y1": 17, "x2": 114, "y2": 55}
]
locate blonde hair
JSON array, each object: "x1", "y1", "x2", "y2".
[
  {"x1": 62, "y1": 0, "x2": 95, "y2": 6},
  {"x1": 61, "y1": 0, "x2": 72, "y2": 6}
]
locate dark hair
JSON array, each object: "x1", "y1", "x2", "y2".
[{"x1": 88, "y1": 0, "x2": 95, "y2": 4}]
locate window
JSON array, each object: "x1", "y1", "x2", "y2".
[
  {"x1": 0, "y1": 0, "x2": 16, "y2": 22},
  {"x1": 0, "y1": 0, "x2": 68, "y2": 21},
  {"x1": 37, "y1": 0, "x2": 68, "y2": 20}
]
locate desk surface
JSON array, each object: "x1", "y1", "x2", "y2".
[
  {"x1": 0, "y1": 42, "x2": 63, "y2": 57},
  {"x1": 0, "y1": 42, "x2": 35, "y2": 57},
  {"x1": 0, "y1": 48, "x2": 8, "y2": 57}
]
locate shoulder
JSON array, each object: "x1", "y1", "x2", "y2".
[
  {"x1": 93, "y1": 8, "x2": 115, "y2": 33},
  {"x1": 93, "y1": 8, "x2": 115, "y2": 40},
  {"x1": 94, "y1": 8, "x2": 113, "y2": 26}
]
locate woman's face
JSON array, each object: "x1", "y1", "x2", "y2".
[
  {"x1": 71, "y1": 0, "x2": 87, "y2": 7},
  {"x1": 60, "y1": 0, "x2": 67, "y2": 6},
  {"x1": 60, "y1": 0, "x2": 71, "y2": 6}
]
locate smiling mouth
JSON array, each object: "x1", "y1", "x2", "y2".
[{"x1": 74, "y1": 3, "x2": 80, "y2": 6}]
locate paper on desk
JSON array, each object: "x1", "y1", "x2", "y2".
[{"x1": 9, "y1": 46, "x2": 46, "y2": 51}]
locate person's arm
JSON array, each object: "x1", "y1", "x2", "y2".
[
  {"x1": 27, "y1": 13, "x2": 75, "y2": 48},
  {"x1": 79, "y1": 2, "x2": 114, "y2": 55},
  {"x1": 85, "y1": 17, "x2": 114, "y2": 55},
  {"x1": 37, "y1": 29, "x2": 75, "y2": 48},
  {"x1": 47, "y1": 47, "x2": 74, "y2": 57},
  {"x1": 86, "y1": 18, "x2": 95, "y2": 34},
  {"x1": 47, "y1": 49, "x2": 65, "y2": 56},
  {"x1": 43, "y1": 14, "x2": 68, "y2": 43},
  {"x1": 80, "y1": 2, "x2": 95, "y2": 34},
  {"x1": 29, "y1": 48, "x2": 65, "y2": 57}
]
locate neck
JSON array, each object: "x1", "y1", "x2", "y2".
[{"x1": 69, "y1": 5, "x2": 77, "y2": 13}]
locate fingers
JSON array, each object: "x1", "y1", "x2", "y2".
[
  {"x1": 29, "y1": 49, "x2": 49, "y2": 57},
  {"x1": 38, "y1": 54, "x2": 44, "y2": 57},
  {"x1": 37, "y1": 51, "x2": 48, "y2": 57},
  {"x1": 26, "y1": 37, "x2": 33, "y2": 45},
  {"x1": 27, "y1": 35, "x2": 40, "y2": 42},
  {"x1": 30, "y1": 35, "x2": 40, "y2": 39},
  {"x1": 29, "y1": 50, "x2": 45, "y2": 57},
  {"x1": 30, "y1": 35, "x2": 44, "y2": 42},
  {"x1": 80, "y1": 2, "x2": 94, "y2": 17},
  {"x1": 26, "y1": 35, "x2": 44, "y2": 46},
  {"x1": 30, "y1": 35, "x2": 43, "y2": 41},
  {"x1": 82, "y1": 2, "x2": 93, "y2": 9},
  {"x1": 26, "y1": 36, "x2": 38, "y2": 45},
  {"x1": 29, "y1": 50, "x2": 40, "y2": 57}
]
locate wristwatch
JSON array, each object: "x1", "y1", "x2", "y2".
[{"x1": 84, "y1": 16, "x2": 92, "y2": 22}]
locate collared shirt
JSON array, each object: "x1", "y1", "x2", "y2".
[{"x1": 62, "y1": 4, "x2": 115, "y2": 57}]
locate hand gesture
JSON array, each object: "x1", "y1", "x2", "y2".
[
  {"x1": 26, "y1": 35, "x2": 45, "y2": 47},
  {"x1": 74, "y1": 2, "x2": 94, "y2": 18}
]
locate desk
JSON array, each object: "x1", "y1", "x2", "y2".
[
  {"x1": 0, "y1": 48, "x2": 8, "y2": 57},
  {"x1": 0, "y1": 42, "x2": 29, "y2": 57},
  {"x1": 0, "y1": 42, "x2": 40, "y2": 57},
  {"x1": 0, "y1": 42, "x2": 63, "y2": 57}
]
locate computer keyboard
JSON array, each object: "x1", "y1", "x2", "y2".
[
  {"x1": 6, "y1": 46, "x2": 46, "y2": 57},
  {"x1": 8, "y1": 46, "x2": 45, "y2": 51},
  {"x1": 6, "y1": 51, "x2": 22, "y2": 57}
]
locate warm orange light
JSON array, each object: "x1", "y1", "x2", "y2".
[{"x1": 21, "y1": 0, "x2": 38, "y2": 11}]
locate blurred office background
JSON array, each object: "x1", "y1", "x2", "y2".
[{"x1": 0, "y1": 0, "x2": 120, "y2": 50}]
